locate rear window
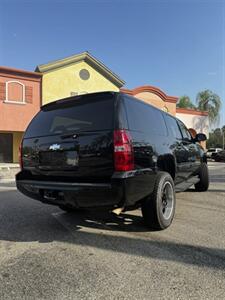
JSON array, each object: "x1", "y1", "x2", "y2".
[
  {"x1": 24, "y1": 94, "x2": 115, "y2": 138},
  {"x1": 123, "y1": 96, "x2": 167, "y2": 136},
  {"x1": 208, "y1": 149, "x2": 215, "y2": 152}
]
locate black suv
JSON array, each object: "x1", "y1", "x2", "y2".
[{"x1": 16, "y1": 92, "x2": 209, "y2": 230}]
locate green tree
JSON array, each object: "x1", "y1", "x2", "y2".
[
  {"x1": 206, "y1": 126, "x2": 225, "y2": 149},
  {"x1": 177, "y1": 95, "x2": 195, "y2": 109},
  {"x1": 196, "y1": 90, "x2": 221, "y2": 124},
  {"x1": 222, "y1": 125, "x2": 225, "y2": 134}
]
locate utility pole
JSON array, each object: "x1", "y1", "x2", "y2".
[
  {"x1": 221, "y1": 128, "x2": 225, "y2": 150},
  {"x1": 223, "y1": 130, "x2": 225, "y2": 150}
]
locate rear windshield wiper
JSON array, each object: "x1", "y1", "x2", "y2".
[
  {"x1": 60, "y1": 131, "x2": 100, "y2": 139},
  {"x1": 61, "y1": 133, "x2": 79, "y2": 139}
]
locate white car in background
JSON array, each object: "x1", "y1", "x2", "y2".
[{"x1": 206, "y1": 148, "x2": 223, "y2": 158}]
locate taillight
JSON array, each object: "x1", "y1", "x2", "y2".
[
  {"x1": 113, "y1": 130, "x2": 134, "y2": 171},
  {"x1": 19, "y1": 141, "x2": 23, "y2": 170}
]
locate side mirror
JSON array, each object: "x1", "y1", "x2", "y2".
[{"x1": 195, "y1": 133, "x2": 207, "y2": 142}]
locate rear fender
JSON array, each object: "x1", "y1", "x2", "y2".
[{"x1": 157, "y1": 154, "x2": 176, "y2": 180}]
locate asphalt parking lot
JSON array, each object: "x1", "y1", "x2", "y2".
[{"x1": 0, "y1": 161, "x2": 224, "y2": 300}]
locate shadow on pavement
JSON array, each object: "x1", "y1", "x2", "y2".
[{"x1": 0, "y1": 190, "x2": 225, "y2": 271}]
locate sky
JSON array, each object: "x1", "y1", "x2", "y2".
[{"x1": 0, "y1": 0, "x2": 224, "y2": 126}]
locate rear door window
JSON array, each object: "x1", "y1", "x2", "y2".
[
  {"x1": 124, "y1": 96, "x2": 167, "y2": 136},
  {"x1": 177, "y1": 120, "x2": 192, "y2": 140},
  {"x1": 25, "y1": 94, "x2": 115, "y2": 138},
  {"x1": 165, "y1": 115, "x2": 182, "y2": 139}
]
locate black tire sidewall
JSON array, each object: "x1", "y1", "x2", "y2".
[
  {"x1": 195, "y1": 163, "x2": 209, "y2": 191},
  {"x1": 155, "y1": 173, "x2": 176, "y2": 229},
  {"x1": 141, "y1": 172, "x2": 176, "y2": 230}
]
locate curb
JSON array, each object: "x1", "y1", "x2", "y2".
[{"x1": 0, "y1": 179, "x2": 16, "y2": 184}]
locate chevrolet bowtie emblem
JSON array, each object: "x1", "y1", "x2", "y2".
[{"x1": 49, "y1": 144, "x2": 61, "y2": 151}]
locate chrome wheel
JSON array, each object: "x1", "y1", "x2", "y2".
[{"x1": 161, "y1": 181, "x2": 174, "y2": 220}]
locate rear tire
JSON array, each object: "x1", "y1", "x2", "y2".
[
  {"x1": 141, "y1": 172, "x2": 176, "y2": 230},
  {"x1": 195, "y1": 163, "x2": 209, "y2": 191}
]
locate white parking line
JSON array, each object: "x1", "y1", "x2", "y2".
[{"x1": 208, "y1": 163, "x2": 225, "y2": 169}]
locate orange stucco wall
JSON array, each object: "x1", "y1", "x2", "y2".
[
  {"x1": 133, "y1": 92, "x2": 177, "y2": 115},
  {"x1": 0, "y1": 70, "x2": 41, "y2": 132},
  {"x1": 121, "y1": 86, "x2": 178, "y2": 116}
]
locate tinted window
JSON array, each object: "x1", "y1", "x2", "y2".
[
  {"x1": 124, "y1": 96, "x2": 167, "y2": 136},
  {"x1": 177, "y1": 120, "x2": 192, "y2": 140},
  {"x1": 165, "y1": 115, "x2": 182, "y2": 139},
  {"x1": 117, "y1": 98, "x2": 129, "y2": 129},
  {"x1": 25, "y1": 94, "x2": 114, "y2": 138}
]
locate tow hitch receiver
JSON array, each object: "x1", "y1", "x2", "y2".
[{"x1": 43, "y1": 190, "x2": 61, "y2": 201}]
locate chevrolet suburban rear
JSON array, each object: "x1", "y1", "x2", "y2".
[{"x1": 16, "y1": 91, "x2": 209, "y2": 230}]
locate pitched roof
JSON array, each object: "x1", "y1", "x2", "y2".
[
  {"x1": 35, "y1": 51, "x2": 125, "y2": 88},
  {"x1": 0, "y1": 66, "x2": 42, "y2": 78}
]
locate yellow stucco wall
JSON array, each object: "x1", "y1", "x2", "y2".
[
  {"x1": 13, "y1": 132, "x2": 23, "y2": 163},
  {"x1": 42, "y1": 61, "x2": 120, "y2": 104}
]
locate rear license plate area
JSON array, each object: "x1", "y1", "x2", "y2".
[{"x1": 39, "y1": 150, "x2": 79, "y2": 168}]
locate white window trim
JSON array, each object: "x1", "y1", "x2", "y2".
[{"x1": 4, "y1": 81, "x2": 26, "y2": 104}]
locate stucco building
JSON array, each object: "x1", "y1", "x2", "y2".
[
  {"x1": 35, "y1": 52, "x2": 125, "y2": 105},
  {"x1": 121, "y1": 85, "x2": 209, "y2": 140},
  {"x1": 121, "y1": 86, "x2": 178, "y2": 116},
  {"x1": 0, "y1": 66, "x2": 42, "y2": 163},
  {"x1": 0, "y1": 52, "x2": 209, "y2": 163},
  {"x1": 176, "y1": 108, "x2": 209, "y2": 137}
]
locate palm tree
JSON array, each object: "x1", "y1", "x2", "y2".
[
  {"x1": 196, "y1": 90, "x2": 221, "y2": 124},
  {"x1": 177, "y1": 95, "x2": 195, "y2": 109}
]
